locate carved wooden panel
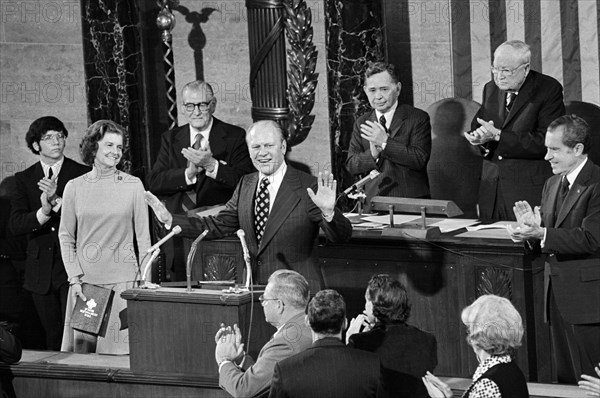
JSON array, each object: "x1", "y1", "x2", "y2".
[{"x1": 475, "y1": 266, "x2": 512, "y2": 300}]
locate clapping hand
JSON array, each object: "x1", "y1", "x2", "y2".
[
  {"x1": 422, "y1": 371, "x2": 453, "y2": 398},
  {"x1": 346, "y1": 313, "x2": 372, "y2": 344},
  {"x1": 215, "y1": 323, "x2": 245, "y2": 365},
  {"x1": 38, "y1": 174, "x2": 58, "y2": 200},
  {"x1": 40, "y1": 192, "x2": 52, "y2": 216},
  {"x1": 507, "y1": 201, "x2": 544, "y2": 241},
  {"x1": 464, "y1": 119, "x2": 499, "y2": 145},
  {"x1": 579, "y1": 364, "x2": 600, "y2": 397},
  {"x1": 144, "y1": 191, "x2": 173, "y2": 226},
  {"x1": 360, "y1": 120, "x2": 388, "y2": 147},
  {"x1": 307, "y1": 172, "x2": 336, "y2": 218}
]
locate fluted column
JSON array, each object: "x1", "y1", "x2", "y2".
[{"x1": 246, "y1": 0, "x2": 288, "y2": 122}]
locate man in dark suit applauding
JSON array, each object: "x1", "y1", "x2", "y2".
[
  {"x1": 346, "y1": 62, "x2": 431, "y2": 203},
  {"x1": 466, "y1": 40, "x2": 565, "y2": 220},
  {"x1": 9, "y1": 116, "x2": 90, "y2": 350},
  {"x1": 508, "y1": 115, "x2": 600, "y2": 383},
  {"x1": 269, "y1": 289, "x2": 382, "y2": 398},
  {"x1": 145, "y1": 120, "x2": 352, "y2": 291},
  {"x1": 148, "y1": 80, "x2": 254, "y2": 280}
]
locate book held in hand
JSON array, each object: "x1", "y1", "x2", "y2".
[{"x1": 71, "y1": 283, "x2": 115, "y2": 337}]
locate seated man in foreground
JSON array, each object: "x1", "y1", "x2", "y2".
[
  {"x1": 269, "y1": 289, "x2": 382, "y2": 398},
  {"x1": 215, "y1": 270, "x2": 313, "y2": 398}
]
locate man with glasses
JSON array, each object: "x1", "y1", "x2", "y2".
[
  {"x1": 214, "y1": 270, "x2": 313, "y2": 398},
  {"x1": 9, "y1": 116, "x2": 89, "y2": 350},
  {"x1": 148, "y1": 80, "x2": 254, "y2": 281},
  {"x1": 465, "y1": 40, "x2": 565, "y2": 220}
]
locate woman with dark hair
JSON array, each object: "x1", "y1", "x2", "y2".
[
  {"x1": 347, "y1": 274, "x2": 437, "y2": 398},
  {"x1": 58, "y1": 120, "x2": 152, "y2": 354},
  {"x1": 423, "y1": 295, "x2": 528, "y2": 398}
]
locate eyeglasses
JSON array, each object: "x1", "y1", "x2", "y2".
[
  {"x1": 40, "y1": 133, "x2": 66, "y2": 142},
  {"x1": 490, "y1": 63, "x2": 529, "y2": 76},
  {"x1": 183, "y1": 100, "x2": 213, "y2": 113},
  {"x1": 259, "y1": 294, "x2": 279, "y2": 306}
]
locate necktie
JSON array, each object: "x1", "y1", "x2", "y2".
[
  {"x1": 505, "y1": 92, "x2": 516, "y2": 113},
  {"x1": 193, "y1": 133, "x2": 203, "y2": 150},
  {"x1": 379, "y1": 115, "x2": 388, "y2": 133},
  {"x1": 555, "y1": 177, "x2": 570, "y2": 219},
  {"x1": 48, "y1": 167, "x2": 54, "y2": 179},
  {"x1": 255, "y1": 177, "x2": 270, "y2": 243},
  {"x1": 182, "y1": 134, "x2": 205, "y2": 211}
]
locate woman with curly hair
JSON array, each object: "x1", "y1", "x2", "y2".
[
  {"x1": 346, "y1": 274, "x2": 437, "y2": 398},
  {"x1": 423, "y1": 294, "x2": 528, "y2": 397},
  {"x1": 59, "y1": 120, "x2": 151, "y2": 354}
]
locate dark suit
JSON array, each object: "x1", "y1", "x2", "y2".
[
  {"x1": 269, "y1": 337, "x2": 382, "y2": 398},
  {"x1": 172, "y1": 165, "x2": 353, "y2": 291},
  {"x1": 535, "y1": 159, "x2": 600, "y2": 381},
  {"x1": 349, "y1": 322, "x2": 437, "y2": 398},
  {"x1": 148, "y1": 118, "x2": 254, "y2": 213},
  {"x1": 149, "y1": 118, "x2": 254, "y2": 281},
  {"x1": 346, "y1": 104, "x2": 431, "y2": 203},
  {"x1": 473, "y1": 70, "x2": 565, "y2": 220},
  {"x1": 9, "y1": 158, "x2": 90, "y2": 350}
]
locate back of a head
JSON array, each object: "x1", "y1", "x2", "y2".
[
  {"x1": 268, "y1": 269, "x2": 309, "y2": 309},
  {"x1": 307, "y1": 289, "x2": 346, "y2": 335},
  {"x1": 461, "y1": 294, "x2": 524, "y2": 356},
  {"x1": 367, "y1": 274, "x2": 411, "y2": 324}
]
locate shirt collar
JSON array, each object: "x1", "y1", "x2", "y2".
[
  {"x1": 472, "y1": 355, "x2": 511, "y2": 381},
  {"x1": 190, "y1": 118, "x2": 214, "y2": 147},
  {"x1": 375, "y1": 100, "x2": 399, "y2": 129},
  {"x1": 565, "y1": 157, "x2": 588, "y2": 187},
  {"x1": 40, "y1": 156, "x2": 64, "y2": 178}
]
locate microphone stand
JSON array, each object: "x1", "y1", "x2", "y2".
[
  {"x1": 141, "y1": 248, "x2": 161, "y2": 285},
  {"x1": 186, "y1": 230, "x2": 209, "y2": 292}
]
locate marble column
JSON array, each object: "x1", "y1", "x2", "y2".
[
  {"x1": 324, "y1": 0, "x2": 385, "y2": 197},
  {"x1": 79, "y1": 0, "x2": 146, "y2": 175}
]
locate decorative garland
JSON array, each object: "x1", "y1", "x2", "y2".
[{"x1": 283, "y1": 0, "x2": 318, "y2": 147}]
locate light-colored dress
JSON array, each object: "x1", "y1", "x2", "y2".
[{"x1": 58, "y1": 167, "x2": 151, "y2": 354}]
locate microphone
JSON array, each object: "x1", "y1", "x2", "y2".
[
  {"x1": 147, "y1": 225, "x2": 182, "y2": 253},
  {"x1": 236, "y1": 229, "x2": 252, "y2": 289},
  {"x1": 343, "y1": 170, "x2": 380, "y2": 195}
]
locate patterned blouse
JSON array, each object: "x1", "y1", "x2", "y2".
[{"x1": 463, "y1": 355, "x2": 512, "y2": 398}]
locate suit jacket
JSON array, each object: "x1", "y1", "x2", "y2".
[
  {"x1": 269, "y1": 337, "x2": 382, "y2": 398},
  {"x1": 9, "y1": 158, "x2": 90, "y2": 294},
  {"x1": 173, "y1": 165, "x2": 353, "y2": 291},
  {"x1": 346, "y1": 104, "x2": 431, "y2": 201},
  {"x1": 219, "y1": 311, "x2": 313, "y2": 398},
  {"x1": 473, "y1": 70, "x2": 565, "y2": 217},
  {"x1": 148, "y1": 118, "x2": 254, "y2": 213},
  {"x1": 537, "y1": 159, "x2": 600, "y2": 324},
  {"x1": 349, "y1": 322, "x2": 437, "y2": 398}
]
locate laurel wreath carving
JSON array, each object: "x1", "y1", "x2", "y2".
[{"x1": 283, "y1": 0, "x2": 318, "y2": 147}]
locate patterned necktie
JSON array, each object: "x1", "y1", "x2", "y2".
[
  {"x1": 255, "y1": 177, "x2": 270, "y2": 243},
  {"x1": 505, "y1": 92, "x2": 516, "y2": 113},
  {"x1": 182, "y1": 134, "x2": 204, "y2": 212},
  {"x1": 379, "y1": 115, "x2": 388, "y2": 133},
  {"x1": 555, "y1": 177, "x2": 570, "y2": 218}
]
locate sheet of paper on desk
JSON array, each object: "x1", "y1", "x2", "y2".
[
  {"x1": 457, "y1": 222, "x2": 520, "y2": 239},
  {"x1": 362, "y1": 214, "x2": 421, "y2": 225},
  {"x1": 466, "y1": 221, "x2": 514, "y2": 231},
  {"x1": 429, "y1": 219, "x2": 480, "y2": 233},
  {"x1": 352, "y1": 222, "x2": 385, "y2": 229}
]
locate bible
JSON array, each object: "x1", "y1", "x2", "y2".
[{"x1": 71, "y1": 283, "x2": 114, "y2": 337}]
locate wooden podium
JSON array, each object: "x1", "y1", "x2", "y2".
[{"x1": 121, "y1": 287, "x2": 272, "y2": 379}]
